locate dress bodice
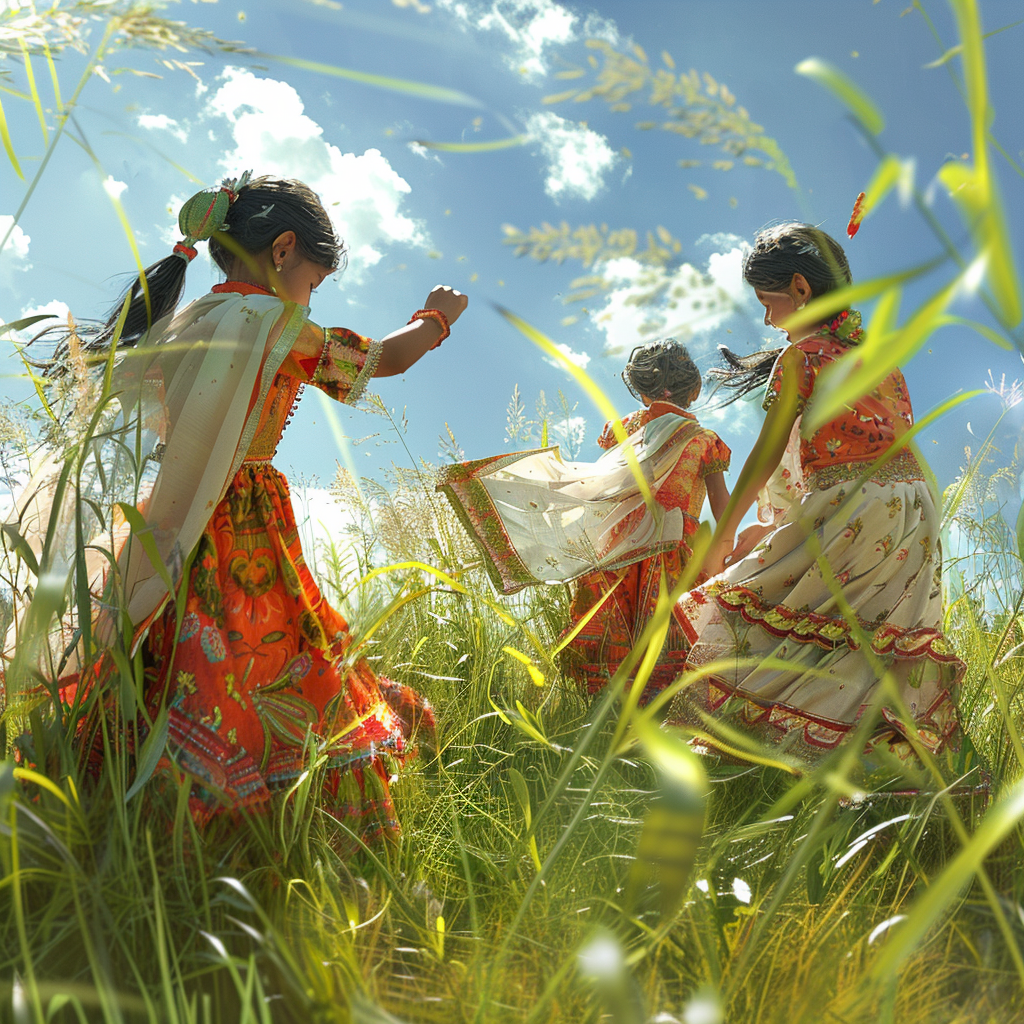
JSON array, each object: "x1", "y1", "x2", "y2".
[
  {"x1": 762, "y1": 311, "x2": 914, "y2": 477},
  {"x1": 241, "y1": 373, "x2": 304, "y2": 464}
]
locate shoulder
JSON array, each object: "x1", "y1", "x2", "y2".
[
  {"x1": 693, "y1": 424, "x2": 731, "y2": 459},
  {"x1": 598, "y1": 409, "x2": 645, "y2": 448}
]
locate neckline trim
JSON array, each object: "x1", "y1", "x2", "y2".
[{"x1": 212, "y1": 281, "x2": 276, "y2": 297}]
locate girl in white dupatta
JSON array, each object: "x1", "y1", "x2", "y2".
[
  {"x1": 7, "y1": 176, "x2": 467, "y2": 834},
  {"x1": 438, "y1": 341, "x2": 730, "y2": 703}
]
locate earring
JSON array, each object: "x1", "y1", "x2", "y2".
[{"x1": 275, "y1": 263, "x2": 283, "y2": 273}]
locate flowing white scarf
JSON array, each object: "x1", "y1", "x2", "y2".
[
  {"x1": 5, "y1": 292, "x2": 307, "y2": 675},
  {"x1": 438, "y1": 413, "x2": 704, "y2": 594}
]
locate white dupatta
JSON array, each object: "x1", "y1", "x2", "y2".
[
  {"x1": 6, "y1": 292, "x2": 308, "y2": 674},
  {"x1": 438, "y1": 413, "x2": 704, "y2": 595}
]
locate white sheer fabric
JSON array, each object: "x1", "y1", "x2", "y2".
[
  {"x1": 6, "y1": 293, "x2": 309, "y2": 673},
  {"x1": 438, "y1": 412, "x2": 699, "y2": 594}
]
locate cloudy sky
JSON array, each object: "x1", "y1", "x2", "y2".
[{"x1": 1, "y1": 0, "x2": 1022, "y2": 522}]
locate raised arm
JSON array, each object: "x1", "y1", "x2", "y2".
[
  {"x1": 279, "y1": 284, "x2": 469, "y2": 404},
  {"x1": 375, "y1": 285, "x2": 469, "y2": 377}
]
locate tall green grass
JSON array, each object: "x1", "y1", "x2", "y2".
[{"x1": 4, "y1": 445, "x2": 1020, "y2": 1022}]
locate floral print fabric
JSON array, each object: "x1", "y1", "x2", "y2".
[
  {"x1": 668, "y1": 313, "x2": 964, "y2": 773},
  {"x1": 564, "y1": 403, "x2": 730, "y2": 702},
  {"x1": 144, "y1": 461, "x2": 430, "y2": 831},
  {"x1": 762, "y1": 311, "x2": 914, "y2": 480},
  {"x1": 121, "y1": 292, "x2": 426, "y2": 832}
]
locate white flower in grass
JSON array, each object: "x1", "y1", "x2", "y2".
[{"x1": 984, "y1": 367, "x2": 1024, "y2": 410}]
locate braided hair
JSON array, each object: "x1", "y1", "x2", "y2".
[
  {"x1": 51, "y1": 175, "x2": 345, "y2": 371},
  {"x1": 709, "y1": 222, "x2": 852, "y2": 404},
  {"x1": 622, "y1": 339, "x2": 702, "y2": 409}
]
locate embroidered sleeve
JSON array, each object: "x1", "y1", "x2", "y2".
[
  {"x1": 292, "y1": 326, "x2": 382, "y2": 405},
  {"x1": 701, "y1": 432, "x2": 731, "y2": 475},
  {"x1": 762, "y1": 344, "x2": 815, "y2": 413}
]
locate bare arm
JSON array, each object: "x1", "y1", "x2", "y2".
[
  {"x1": 375, "y1": 285, "x2": 469, "y2": 377},
  {"x1": 705, "y1": 470, "x2": 730, "y2": 522},
  {"x1": 700, "y1": 346, "x2": 804, "y2": 576}
]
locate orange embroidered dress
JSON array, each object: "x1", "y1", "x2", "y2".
[
  {"x1": 51, "y1": 283, "x2": 431, "y2": 833},
  {"x1": 563, "y1": 403, "x2": 729, "y2": 702},
  {"x1": 666, "y1": 311, "x2": 964, "y2": 770}
]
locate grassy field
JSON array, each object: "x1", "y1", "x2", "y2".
[{"x1": 2, "y1": 433, "x2": 1023, "y2": 1023}]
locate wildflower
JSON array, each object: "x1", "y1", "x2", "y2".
[{"x1": 984, "y1": 368, "x2": 1023, "y2": 410}]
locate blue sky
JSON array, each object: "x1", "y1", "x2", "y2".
[{"x1": 1, "y1": 0, "x2": 1022, "y2": 517}]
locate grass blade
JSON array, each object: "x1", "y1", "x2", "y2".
[
  {"x1": 413, "y1": 135, "x2": 528, "y2": 153},
  {"x1": 262, "y1": 53, "x2": 484, "y2": 107},
  {"x1": 795, "y1": 57, "x2": 885, "y2": 134},
  {"x1": 0, "y1": 92, "x2": 23, "y2": 179},
  {"x1": 870, "y1": 779, "x2": 1024, "y2": 983}
]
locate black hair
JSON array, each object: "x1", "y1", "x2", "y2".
[
  {"x1": 622, "y1": 339, "x2": 702, "y2": 409},
  {"x1": 50, "y1": 176, "x2": 345, "y2": 372},
  {"x1": 710, "y1": 222, "x2": 853, "y2": 404}
]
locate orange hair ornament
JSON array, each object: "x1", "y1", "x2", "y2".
[{"x1": 846, "y1": 192, "x2": 867, "y2": 238}]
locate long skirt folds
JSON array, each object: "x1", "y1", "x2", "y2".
[
  {"x1": 667, "y1": 454, "x2": 963, "y2": 771},
  {"x1": 143, "y1": 463, "x2": 432, "y2": 832}
]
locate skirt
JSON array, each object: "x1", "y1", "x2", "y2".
[
  {"x1": 667, "y1": 462, "x2": 964, "y2": 772},
  {"x1": 139, "y1": 462, "x2": 432, "y2": 833},
  {"x1": 562, "y1": 546, "x2": 693, "y2": 703}
]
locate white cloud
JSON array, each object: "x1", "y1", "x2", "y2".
[
  {"x1": 103, "y1": 176, "x2": 128, "y2": 202},
  {"x1": 437, "y1": 0, "x2": 605, "y2": 78},
  {"x1": 525, "y1": 111, "x2": 617, "y2": 201},
  {"x1": 589, "y1": 253, "x2": 741, "y2": 356},
  {"x1": 138, "y1": 112, "x2": 188, "y2": 143},
  {"x1": 544, "y1": 341, "x2": 590, "y2": 369},
  {"x1": 1, "y1": 300, "x2": 70, "y2": 352},
  {"x1": 0, "y1": 215, "x2": 31, "y2": 272},
  {"x1": 206, "y1": 67, "x2": 425, "y2": 281},
  {"x1": 407, "y1": 141, "x2": 442, "y2": 163},
  {"x1": 550, "y1": 414, "x2": 587, "y2": 458}
]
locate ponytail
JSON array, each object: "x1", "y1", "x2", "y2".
[
  {"x1": 47, "y1": 172, "x2": 344, "y2": 378},
  {"x1": 706, "y1": 346, "x2": 783, "y2": 406},
  {"x1": 50, "y1": 172, "x2": 252, "y2": 373}
]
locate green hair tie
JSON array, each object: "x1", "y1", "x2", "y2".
[{"x1": 172, "y1": 170, "x2": 252, "y2": 263}]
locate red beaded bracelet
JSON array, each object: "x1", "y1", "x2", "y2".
[{"x1": 408, "y1": 308, "x2": 450, "y2": 349}]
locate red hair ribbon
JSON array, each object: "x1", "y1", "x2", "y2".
[
  {"x1": 173, "y1": 242, "x2": 198, "y2": 262},
  {"x1": 847, "y1": 192, "x2": 866, "y2": 238}
]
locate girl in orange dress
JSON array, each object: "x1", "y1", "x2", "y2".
[
  {"x1": 15, "y1": 175, "x2": 467, "y2": 833},
  {"x1": 563, "y1": 341, "x2": 730, "y2": 704},
  {"x1": 665, "y1": 223, "x2": 963, "y2": 774}
]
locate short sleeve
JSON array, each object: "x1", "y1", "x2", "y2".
[
  {"x1": 762, "y1": 344, "x2": 815, "y2": 413},
  {"x1": 701, "y1": 432, "x2": 731, "y2": 475},
  {"x1": 284, "y1": 324, "x2": 383, "y2": 405}
]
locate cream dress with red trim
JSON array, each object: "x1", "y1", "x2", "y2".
[{"x1": 667, "y1": 314, "x2": 964, "y2": 774}]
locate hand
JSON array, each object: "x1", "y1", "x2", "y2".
[
  {"x1": 424, "y1": 285, "x2": 468, "y2": 327},
  {"x1": 723, "y1": 523, "x2": 772, "y2": 567},
  {"x1": 701, "y1": 535, "x2": 734, "y2": 579}
]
